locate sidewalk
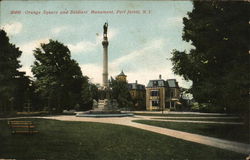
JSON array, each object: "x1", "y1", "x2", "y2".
[
  {"x1": 137, "y1": 116, "x2": 243, "y2": 125},
  {"x1": 132, "y1": 111, "x2": 231, "y2": 115}
]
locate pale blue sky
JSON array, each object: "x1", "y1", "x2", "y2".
[{"x1": 0, "y1": 1, "x2": 193, "y2": 88}]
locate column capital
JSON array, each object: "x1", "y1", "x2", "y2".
[{"x1": 102, "y1": 40, "x2": 109, "y2": 47}]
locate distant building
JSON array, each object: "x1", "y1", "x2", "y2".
[
  {"x1": 115, "y1": 71, "x2": 146, "y2": 110},
  {"x1": 128, "y1": 80, "x2": 146, "y2": 110},
  {"x1": 116, "y1": 70, "x2": 127, "y2": 82},
  {"x1": 146, "y1": 75, "x2": 180, "y2": 111}
]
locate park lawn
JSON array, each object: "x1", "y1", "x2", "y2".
[
  {"x1": 0, "y1": 118, "x2": 247, "y2": 160},
  {"x1": 133, "y1": 120, "x2": 250, "y2": 144},
  {"x1": 152, "y1": 118, "x2": 242, "y2": 122},
  {"x1": 134, "y1": 113, "x2": 234, "y2": 117}
]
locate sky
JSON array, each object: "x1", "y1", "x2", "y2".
[{"x1": 0, "y1": 1, "x2": 194, "y2": 88}]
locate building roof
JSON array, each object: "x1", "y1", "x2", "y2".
[
  {"x1": 166, "y1": 79, "x2": 179, "y2": 88},
  {"x1": 128, "y1": 83, "x2": 145, "y2": 90},
  {"x1": 118, "y1": 70, "x2": 126, "y2": 76},
  {"x1": 146, "y1": 78, "x2": 179, "y2": 88},
  {"x1": 147, "y1": 80, "x2": 166, "y2": 88}
]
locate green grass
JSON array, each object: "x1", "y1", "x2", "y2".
[
  {"x1": 134, "y1": 113, "x2": 234, "y2": 117},
  {"x1": 152, "y1": 118, "x2": 242, "y2": 122},
  {"x1": 0, "y1": 118, "x2": 246, "y2": 160},
  {"x1": 133, "y1": 120, "x2": 250, "y2": 144}
]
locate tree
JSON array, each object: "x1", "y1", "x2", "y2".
[
  {"x1": 31, "y1": 40, "x2": 87, "y2": 112},
  {"x1": 110, "y1": 79, "x2": 133, "y2": 109},
  {"x1": 171, "y1": 2, "x2": 249, "y2": 125},
  {"x1": 0, "y1": 29, "x2": 30, "y2": 114},
  {"x1": 80, "y1": 77, "x2": 99, "y2": 111}
]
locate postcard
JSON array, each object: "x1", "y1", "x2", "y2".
[{"x1": 0, "y1": 1, "x2": 249, "y2": 160}]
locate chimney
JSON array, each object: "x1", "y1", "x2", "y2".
[
  {"x1": 159, "y1": 74, "x2": 162, "y2": 79},
  {"x1": 135, "y1": 80, "x2": 138, "y2": 84}
]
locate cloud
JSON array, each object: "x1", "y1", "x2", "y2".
[
  {"x1": 18, "y1": 38, "x2": 50, "y2": 71},
  {"x1": 67, "y1": 33, "x2": 102, "y2": 54},
  {"x1": 159, "y1": 16, "x2": 184, "y2": 29},
  {"x1": 108, "y1": 28, "x2": 118, "y2": 40},
  {"x1": 167, "y1": 17, "x2": 183, "y2": 24},
  {"x1": 51, "y1": 26, "x2": 68, "y2": 34},
  {"x1": 67, "y1": 40, "x2": 98, "y2": 54},
  {"x1": 1, "y1": 22, "x2": 23, "y2": 35},
  {"x1": 109, "y1": 38, "x2": 168, "y2": 72},
  {"x1": 18, "y1": 66, "x2": 33, "y2": 78},
  {"x1": 80, "y1": 63, "x2": 102, "y2": 84},
  {"x1": 67, "y1": 27, "x2": 118, "y2": 54},
  {"x1": 19, "y1": 38, "x2": 50, "y2": 55}
]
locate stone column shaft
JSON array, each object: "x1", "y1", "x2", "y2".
[
  {"x1": 102, "y1": 45, "x2": 108, "y2": 87},
  {"x1": 102, "y1": 35, "x2": 109, "y2": 88}
]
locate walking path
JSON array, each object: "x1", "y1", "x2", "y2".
[
  {"x1": 148, "y1": 119, "x2": 242, "y2": 125},
  {"x1": 137, "y1": 116, "x2": 243, "y2": 125},
  {"x1": 133, "y1": 111, "x2": 231, "y2": 115},
  {"x1": 1, "y1": 115, "x2": 249, "y2": 155},
  {"x1": 148, "y1": 116, "x2": 239, "y2": 119}
]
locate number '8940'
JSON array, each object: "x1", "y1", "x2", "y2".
[{"x1": 11, "y1": 10, "x2": 21, "y2": 14}]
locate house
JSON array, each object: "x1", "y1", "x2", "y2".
[
  {"x1": 146, "y1": 75, "x2": 180, "y2": 111},
  {"x1": 128, "y1": 80, "x2": 146, "y2": 110}
]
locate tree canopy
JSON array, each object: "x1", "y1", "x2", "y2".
[
  {"x1": 31, "y1": 40, "x2": 90, "y2": 112},
  {"x1": 171, "y1": 1, "x2": 249, "y2": 116},
  {"x1": 0, "y1": 29, "x2": 31, "y2": 113},
  {"x1": 110, "y1": 79, "x2": 133, "y2": 109}
]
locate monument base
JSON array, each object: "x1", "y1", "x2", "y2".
[
  {"x1": 76, "y1": 112, "x2": 134, "y2": 117},
  {"x1": 96, "y1": 99, "x2": 118, "y2": 111},
  {"x1": 75, "y1": 98, "x2": 134, "y2": 117},
  {"x1": 76, "y1": 99, "x2": 134, "y2": 117}
]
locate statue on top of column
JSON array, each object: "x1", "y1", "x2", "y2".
[{"x1": 103, "y1": 22, "x2": 108, "y2": 35}]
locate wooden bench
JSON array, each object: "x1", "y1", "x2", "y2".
[{"x1": 8, "y1": 120, "x2": 39, "y2": 134}]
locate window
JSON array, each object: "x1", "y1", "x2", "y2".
[
  {"x1": 170, "y1": 92, "x2": 174, "y2": 98},
  {"x1": 152, "y1": 100, "x2": 159, "y2": 106},
  {"x1": 170, "y1": 90, "x2": 175, "y2": 97},
  {"x1": 153, "y1": 81, "x2": 158, "y2": 87},
  {"x1": 151, "y1": 90, "x2": 159, "y2": 96}
]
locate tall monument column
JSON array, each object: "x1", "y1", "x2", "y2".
[
  {"x1": 93, "y1": 22, "x2": 118, "y2": 110},
  {"x1": 102, "y1": 22, "x2": 109, "y2": 88}
]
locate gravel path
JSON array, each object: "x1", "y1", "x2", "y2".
[
  {"x1": 148, "y1": 116, "x2": 239, "y2": 119},
  {"x1": 1, "y1": 115, "x2": 249, "y2": 155},
  {"x1": 148, "y1": 119, "x2": 243, "y2": 125},
  {"x1": 137, "y1": 116, "x2": 243, "y2": 125},
  {"x1": 133, "y1": 111, "x2": 230, "y2": 115}
]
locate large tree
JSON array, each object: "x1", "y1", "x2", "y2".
[
  {"x1": 110, "y1": 79, "x2": 133, "y2": 109},
  {"x1": 0, "y1": 29, "x2": 30, "y2": 114},
  {"x1": 32, "y1": 40, "x2": 88, "y2": 112},
  {"x1": 171, "y1": 2, "x2": 249, "y2": 120}
]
